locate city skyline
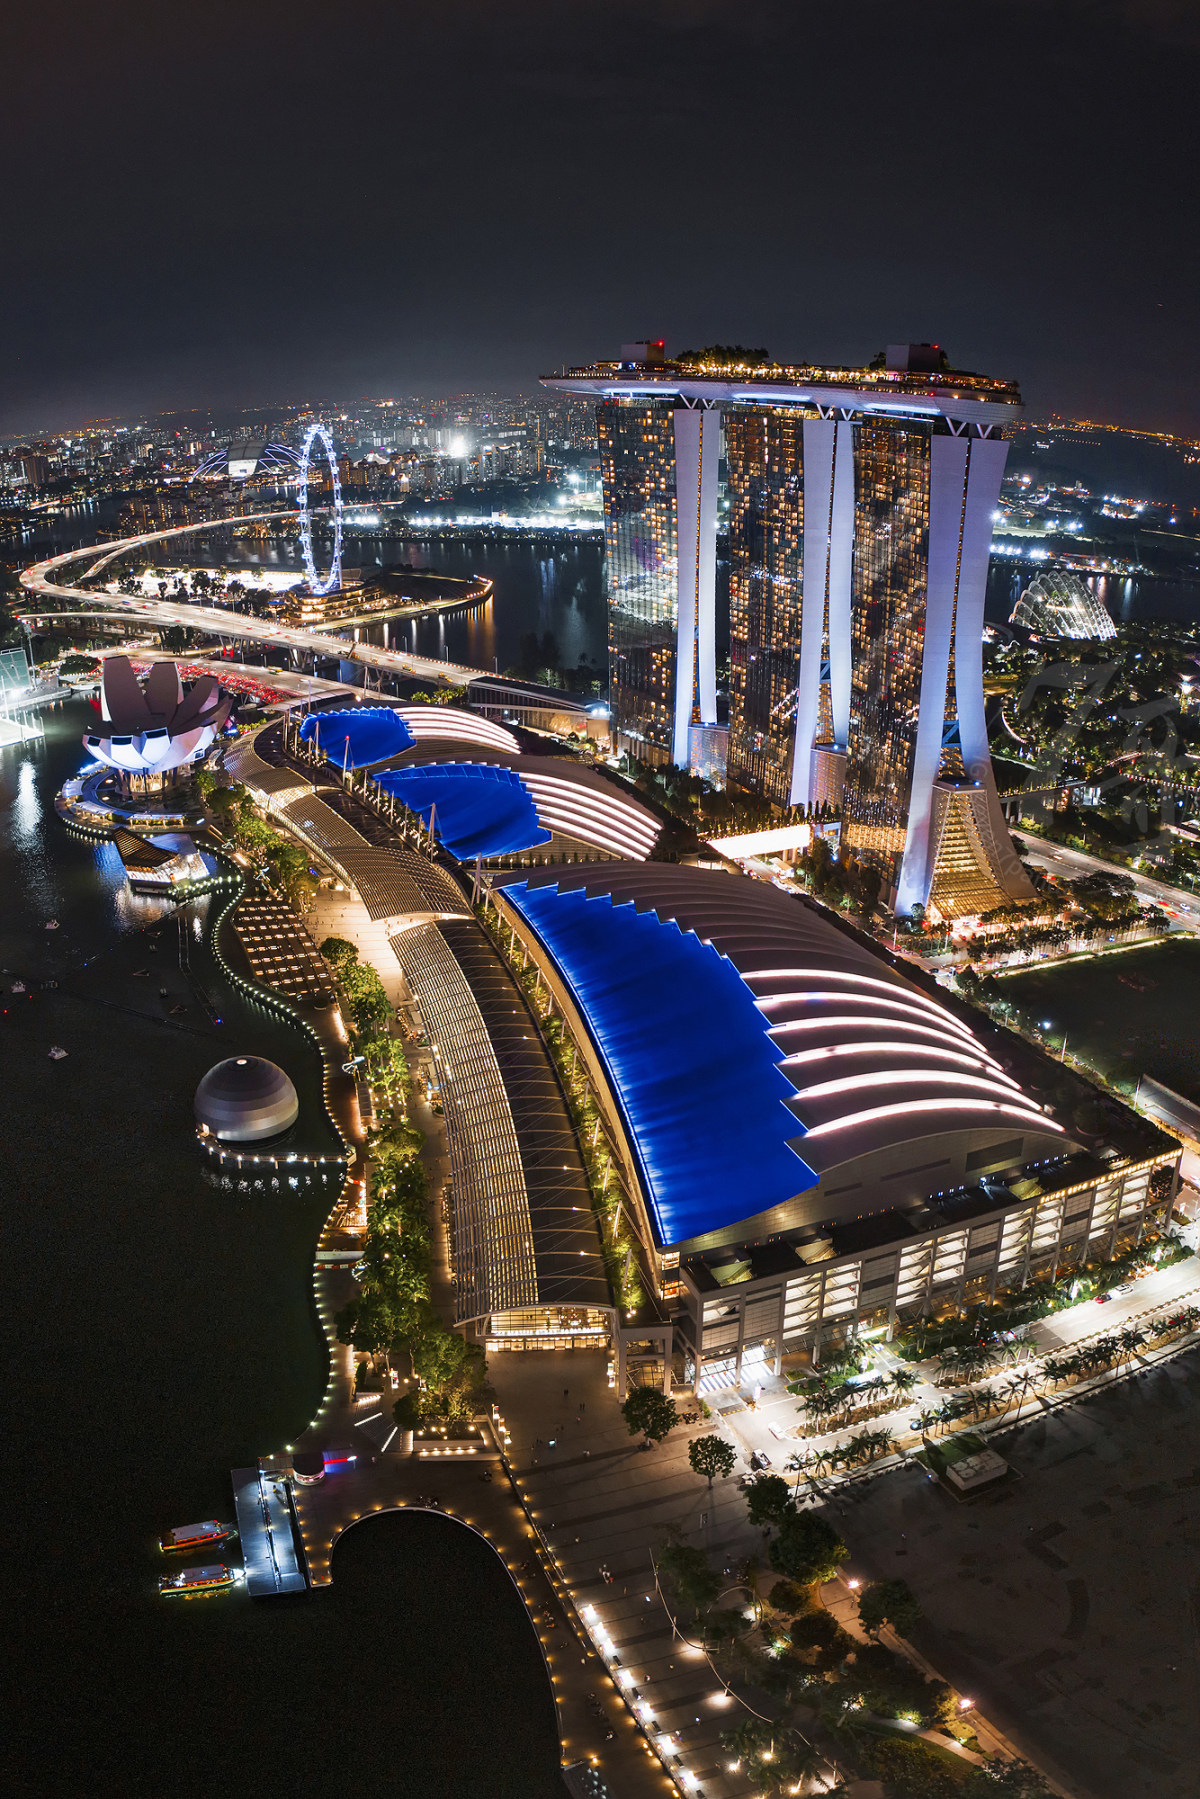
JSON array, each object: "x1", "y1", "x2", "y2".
[
  {"x1": 7, "y1": 4, "x2": 1200, "y2": 1795},
  {"x1": 3, "y1": 0, "x2": 1198, "y2": 438}
]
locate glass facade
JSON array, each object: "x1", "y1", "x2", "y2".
[
  {"x1": 597, "y1": 399, "x2": 679, "y2": 766},
  {"x1": 725, "y1": 406, "x2": 806, "y2": 806},
  {"x1": 843, "y1": 422, "x2": 932, "y2": 885}
]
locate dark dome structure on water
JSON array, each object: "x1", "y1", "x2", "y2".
[{"x1": 194, "y1": 1056, "x2": 299, "y2": 1142}]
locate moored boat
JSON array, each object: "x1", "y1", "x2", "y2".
[
  {"x1": 158, "y1": 1563, "x2": 239, "y2": 1596},
  {"x1": 160, "y1": 1520, "x2": 238, "y2": 1554}
]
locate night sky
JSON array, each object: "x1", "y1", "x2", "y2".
[{"x1": 4, "y1": 0, "x2": 1198, "y2": 435}]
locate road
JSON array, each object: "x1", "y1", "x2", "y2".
[
  {"x1": 19, "y1": 517, "x2": 492, "y2": 687},
  {"x1": 1014, "y1": 831, "x2": 1200, "y2": 930}
]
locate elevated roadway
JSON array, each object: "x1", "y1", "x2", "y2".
[
  {"x1": 19, "y1": 514, "x2": 492, "y2": 688},
  {"x1": 1013, "y1": 830, "x2": 1200, "y2": 930}
]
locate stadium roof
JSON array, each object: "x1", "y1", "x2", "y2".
[{"x1": 496, "y1": 864, "x2": 1067, "y2": 1249}]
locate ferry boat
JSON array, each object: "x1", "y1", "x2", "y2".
[
  {"x1": 160, "y1": 1520, "x2": 238, "y2": 1554},
  {"x1": 158, "y1": 1563, "x2": 239, "y2": 1597}
]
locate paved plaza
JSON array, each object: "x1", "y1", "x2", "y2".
[
  {"x1": 833, "y1": 1347, "x2": 1200, "y2": 1799},
  {"x1": 492, "y1": 1350, "x2": 784, "y2": 1799}
]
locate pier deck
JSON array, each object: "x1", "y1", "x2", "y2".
[{"x1": 231, "y1": 1467, "x2": 308, "y2": 1596}]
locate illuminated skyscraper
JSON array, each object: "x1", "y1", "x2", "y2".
[
  {"x1": 593, "y1": 345, "x2": 720, "y2": 769},
  {"x1": 724, "y1": 405, "x2": 805, "y2": 805},
  {"x1": 544, "y1": 343, "x2": 1035, "y2": 918}
]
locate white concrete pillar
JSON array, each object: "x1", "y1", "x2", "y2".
[
  {"x1": 952, "y1": 435, "x2": 1034, "y2": 901},
  {"x1": 791, "y1": 418, "x2": 853, "y2": 805},
  {"x1": 672, "y1": 407, "x2": 720, "y2": 766},
  {"x1": 895, "y1": 435, "x2": 969, "y2": 914}
]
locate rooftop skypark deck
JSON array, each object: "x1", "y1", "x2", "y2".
[{"x1": 545, "y1": 357, "x2": 1024, "y2": 423}]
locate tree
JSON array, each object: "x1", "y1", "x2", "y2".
[
  {"x1": 963, "y1": 1759, "x2": 1053, "y2": 1797},
  {"x1": 768, "y1": 1510, "x2": 848, "y2": 1586},
  {"x1": 790, "y1": 1608, "x2": 855, "y2": 1672},
  {"x1": 863, "y1": 1736, "x2": 960, "y2": 1798},
  {"x1": 320, "y1": 935, "x2": 359, "y2": 972},
  {"x1": 410, "y1": 1303, "x2": 468, "y2": 1389},
  {"x1": 745, "y1": 1473, "x2": 793, "y2": 1531},
  {"x1": 621, "y1": 1385, "x2": 678, "y2": 1445},
  {"x1": 334, "y1": 1289, "x2": 402, "y2": 1357},
  {"x1": 392, "y1": 1390, "x2": 421, "y2": 1431},
  {"x1": 688, "y1": 1435, "x2": 736, "y2": 1487},
  {"x1": 858, "y1": 1577, "x2": 924, "y2": 1638},
  {"x1": 656, "y1": 1540, "x2": 721, "y2": 1612}
]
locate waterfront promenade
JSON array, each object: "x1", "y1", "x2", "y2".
[{"x1": 290, "y1": 1440, "x2": 678, "y2": 1798}]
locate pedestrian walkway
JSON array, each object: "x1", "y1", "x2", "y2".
[
  {"x1": 231, "y1": 1466, "x2": 307, "y2": 1596},
  {"x1": 290, "y1": 1450, "x2": 675, "y2": 1798},
  {"x1": 491, "y1": 1352, "x2": 764, "y2": 1799}
]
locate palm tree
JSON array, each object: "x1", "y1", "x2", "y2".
[{"x1": 971, "y1": 1382, "x2": 1000, "y2": 1420}]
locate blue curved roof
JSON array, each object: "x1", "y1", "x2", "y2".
[
  {"x1": 501, "y1": 880, "x2": 816, "y2": 1245},
  {"x1": 374, "y1": 763, "x2": 551, "y2": 861},
  {"x1": 298, "y1": 707, "x2": 415, "y2": 769}
]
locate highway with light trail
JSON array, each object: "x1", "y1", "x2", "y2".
[{"x1": 19, "y1": 513, "x2": 493, "y2": 688}]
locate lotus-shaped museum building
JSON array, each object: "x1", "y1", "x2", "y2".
[{"x1": 84, "y1": 656, "x2": 231, "y2": 786}]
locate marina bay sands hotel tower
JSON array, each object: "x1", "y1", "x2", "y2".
[{"x1": 542, "y1": 341, "x2": 1035, "y2": 920}]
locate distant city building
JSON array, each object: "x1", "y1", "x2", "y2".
[
  {"x1": 546, "y1": 343, "x2": 1035, "y2": 916},
  {"x1": 1010, "y1": 566, "x2": 1117, "y2": 640}
]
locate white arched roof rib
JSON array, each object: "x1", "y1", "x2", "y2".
[
  {"x1": 789, "y1": 1067, "x2": 1033, "y2": 1109},
  {"x1": 394, "y1": 708, "x2": 519, "y2": 753},
  {"x1": 518, "y1": 776, "x2": 659, "y2": 858},
  {"x1": 761, "y1": 989, "x2": 980, "y2": 1044},
  {"x1": 524, "y1": 809, "x2": 653, "y2": 860},
  {"x1": 801, "y1": 1097, "x2": 1065, "y2": 1140},
  {"x1": 746, "y1": 967, "x2": 977, "y2": 1041},
  {"x1": 780, "y1": 1039, "x2": 1013, "y2": 1079},
  {"x1": 527, "y1": 791, "x2": 657, "y2": 835}
]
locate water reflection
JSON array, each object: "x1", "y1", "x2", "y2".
[{"x1": 14, "y1": 760, "x2": 41, "y2": 844}]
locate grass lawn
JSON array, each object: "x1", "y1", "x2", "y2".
[{"x1": 1001, "y1": 936, "x2": 1200, "y2": 1100}]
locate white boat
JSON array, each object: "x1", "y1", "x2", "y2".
[{"x1": 48, "y1": 1046, "x2": 68, "y2": 1060}]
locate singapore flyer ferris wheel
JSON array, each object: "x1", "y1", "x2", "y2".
[{"x1": 297, "y1": 422, "x2": 343, "y2": 595}]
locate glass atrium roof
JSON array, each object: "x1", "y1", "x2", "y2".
[
  {"x1": 375, "y1": 763, "x2": 551, "y2": 861},
  {"x1": 298, "y1": 706, "x2": 415, "y2": 769},
  {"x1": 501, "y1": 880, "x2": 817, "y2": 1245}
]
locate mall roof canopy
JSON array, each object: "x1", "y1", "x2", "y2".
[
  {"x1": 376, "y1": 762, "x2": 552, "y2": 860},
  {"x1": 373, "y1": 742, "x2": 661, "y2": 861},
  {"x1": 298, "y1": 705, "x2": 415, "y2": 768},
  {"x1": 495, "y1": 864, "x2": 1068, "y2": 1253}
]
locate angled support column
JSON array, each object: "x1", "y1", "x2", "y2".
[
  {"x1": 673, "y1": 407, "x2": 720, "y2": 766},
  {"x1": 953, "y1": 435, "x2": 1037, "y2": 901},
  {"x1": 791, "y1": 418, "x2": 854, "y2": 804},
  {"x1": 895, "y1": 435, "x2": 969, "y2": 915},
  {"x1": 827, "y1": 420, "x2": 855, "y2": 753}
]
